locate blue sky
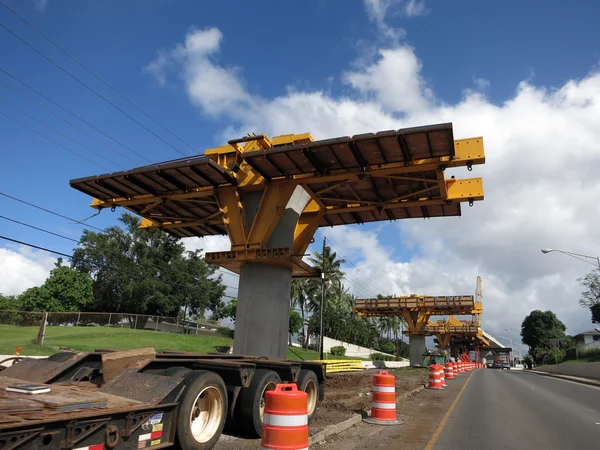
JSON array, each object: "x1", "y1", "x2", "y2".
[{"x1": 2, "y1": 0, "x2": 600, "y2": 338}]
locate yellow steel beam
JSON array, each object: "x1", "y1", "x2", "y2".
[
  {"x1": 293, "y1": 199, "x2": 324, "y2": 257},
  {"x1": 453, "y1": 137, "x2": 485, "y2": 166},
  {"x1": 436, "y1": 334, "x2": 453, "y2": 348},
  {"x1": 215, "y1": 187, "x2": 248, "y2": 250},
  {"x1": 400, "y1": 310, "x2": 431, "y2": 334}
]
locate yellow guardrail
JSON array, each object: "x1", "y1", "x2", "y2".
[{"x1": 313, "y1": 359, "x2": 364, "y2": 373}]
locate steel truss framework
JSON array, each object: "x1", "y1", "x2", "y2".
[
  {"x1": 70, "y1": 123, "x2": 485, "y2": 278},
  {"x1": 354, "y1": 295, "x2": 490, "y2": 347}
]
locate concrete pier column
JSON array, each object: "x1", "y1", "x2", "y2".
[
  {"x1": 409, "y1": 335, "x2": 426, "y2": 366},
  {"x1": 232, "y1": 186, "x2": 311, "y2": 359},
  {"x1": 234, "y1": 263, "x2": 292, "y2": 359}
]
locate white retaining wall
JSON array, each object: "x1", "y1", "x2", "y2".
[{"x1": 322, "y1": 336, "x2": 395, "y2": 358}]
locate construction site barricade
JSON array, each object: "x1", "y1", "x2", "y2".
[
  {"x1": 261, "y1": 384, "x2": 309, "y2": 450},
  {"x1": 445, "y1": 362, "x2": 455, "y2": 380},
  {"x1": 426, "y1": 364, "x2": 443, "y2": 390},
  {"x1": 439, "y1": 363, "x2": 447, "y2": 387},
  {"x1": 452, "y1": 361, "x2": 459, "y2": 375},
  {"x1": 363, "y1": 370, "x2": 401, "y2": 425},
  {"x1": 315, "y1": 359, "x2": 363, "y2": 373}
]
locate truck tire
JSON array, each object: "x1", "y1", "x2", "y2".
[
  {"x1": 296, "y1": 369, "x2": 320, "y2": 422},
  {"x1": 237, "y1": 369, "x2": 281, "y2": 437},
  {"x1": 173, "y1": 370, "x2": 227, "y2": 449}
]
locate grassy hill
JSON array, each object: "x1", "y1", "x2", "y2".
[{"x1": 0, "y1": 325, "x2": 362, "y2": 361}]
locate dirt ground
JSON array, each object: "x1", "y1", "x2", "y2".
[
  {"x1": 214, "y1": 368, "x2": 430, "y2": 450},
  {"x1": 312, "y1": 371, "x2": 470, "y2": 450}
]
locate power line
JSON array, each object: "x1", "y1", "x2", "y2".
[
  {"x1": 0, "y1": 68, "x2": 152, "y2": 163},
  {"x1": 0, "y1": 234, "x2": 72, "y2": 258},
  {"x1": 0, "y1": 20, "x2": 188, "y2": 158},
  {"x1": 0, "y1": 191, "x2": 104, "y2": 232},
  {"x1": 0, "y1": 190, "x2": 241, "y2": 285},
  {"x1": 0, "y1": 0, "x2": 197, "y2": 154},
  {"x1": 0, "y1": 214, "x2": 79, "y2": 243},
  {"x1": 0, "y1": 96, "x2": 125, "y2": 169},
  {"x1": 0, "y1": 75, "x2": 141, "y2": 165},
  {"x1": 0, "y1": 109, "x2": 109, "y2": 171},
  {"x1": 0, "y1": 210, "x2": 240, "y2": 293},
  {"x1": 0, "y1": 234, "x2": 236, "y2": 299}
]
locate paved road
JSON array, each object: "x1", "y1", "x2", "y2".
[{"x1": 431, "y1": 369, "x2": 600, "y2": 449}]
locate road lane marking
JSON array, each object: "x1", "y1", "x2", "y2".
[{"x1": 424, "y1": 370, "x2": 474, "y2": 450}]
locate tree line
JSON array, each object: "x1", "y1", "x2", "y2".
[
  {"x1": 0, "y1": 213, "x2": 226, "y2": 328},
  {"x1": 0, "y1": 213, "x2": 409, "y2": 358}
]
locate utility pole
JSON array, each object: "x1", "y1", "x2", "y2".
[{"x1": 319, "y1": 237, "x2": 327, "y2": 360}]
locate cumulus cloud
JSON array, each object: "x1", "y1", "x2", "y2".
[
  {"x1": 32, "y1": 0, "x2": 49, "y2": 13},
  {"x1": 143, "y1": 8, "x2": 600, "y2": 338},
  {"x1": 143, "y1": 27, "x2": 250, "y2": 116},
  {"x1": 0, "y1": 247, "x2": 56, "y2": 296}
]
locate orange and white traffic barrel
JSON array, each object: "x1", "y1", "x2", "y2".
[
  {"x1": 363, "y1": 370, "x2": 401, "y2": 425},
  {"x1": 261, "y1": 384, "x2": 308, "y2": 450},
  {"x1": 439, "y1": 364, "x2": 447, "y2": 387},
  {"x1": 445, "y1": 362, "x2": 455, "y2": 380},
  {"x1": 426, "y1": 364, "x2": 443, "y2": 390},
  {"x1": 452, "y1": 361, "x2": 459, "y2": 375}
]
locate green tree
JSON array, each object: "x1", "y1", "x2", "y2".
[
  {"x1": 289, "y1": 309, "x2": 303, "y2": 345},
  {"x1": 578, "y1": 269, "x2": 600, "y2": 319},
  {"x1": 71, "y1": 213, "x2": 225, "y2": 328},
  {"x1": 0, "y1": 293, "x2": 20, "y2": 310},
  {"x1": 521, "y1": 310, "x2": 570, "y2": 364},
  {"x1": 213, "y1": 298, "x2": 237, "y2": 325},
  {"x1": 591, "y1": 303, "x2": 600, "y2": 323},
  {"x1": 19, "y1": 259, "x2": 93, "y2": 312}
]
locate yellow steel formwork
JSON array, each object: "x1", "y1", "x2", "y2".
[{"x1": 70, "y1": 123, "x2": 485, "y2": 277}]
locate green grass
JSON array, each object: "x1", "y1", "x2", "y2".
[
  {"x1": 286, "y1": 346, "x2": 367, "y2": 361},
  {"x1": 0, "y1": 325, "x2": 367, "y2": 361},
  {"x1": 0, "y1": 325, "x2": 233, "y2": 356}
]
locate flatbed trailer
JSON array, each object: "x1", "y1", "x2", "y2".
[{"x1": 0, "y1": 349, "x2": 325, "y2": 450}]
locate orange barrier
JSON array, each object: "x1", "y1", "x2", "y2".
[
  {"x1": 439, "y1": 363, "x2": 447, "y2": 387},
  {"x1": 452, "y1": 361, "x2": 459, "y2": 375},
  {"x1": 261, "y1": 384, "x2": 308, "y2": 450},
  {"x1": 445, "y1": 362, "x2": 455, "y2": 380},
  {"x1": 426, "y1": 364, "x2": 443, "y2": 390},
  {"x1": 363, "y1": 370, "x2": 401, "y2": 425}
]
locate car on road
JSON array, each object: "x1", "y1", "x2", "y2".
[
  {"x1": 492, "y1": 362, "x2": 502, "y2": 369},
  {"x1": 487, "y1": 362, "x2": 493, "y2": 368},
  {"x1": 502, "y1": 362, "x2": 511, "y2": 370}
]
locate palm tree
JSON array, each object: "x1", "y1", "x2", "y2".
[{"x1": 304, "y1": 245, "x2": 345, "y2": 350}]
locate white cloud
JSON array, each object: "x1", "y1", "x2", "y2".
[
  {"x1": 404, "y1": 0, "x2": 427, "y2": 17},
  {"x1": 344, "y1": 47, "x2": 434, "y2": 114},
  {"x1": 144, "y1": 7, "x2": 600, "y2": 338},
  {"x1": 0, "y1": 247, "x2": 55, "y2": 296},
  {"x1": 32, "y1": 0, "x2": 49, "y2": 12},
  {"x1": 144, "y1": 27, "x2": 250, "y2": 116}
]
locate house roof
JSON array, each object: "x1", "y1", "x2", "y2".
[{"x1": 576, "y1": 329, "x2": 600, "y2": 336}]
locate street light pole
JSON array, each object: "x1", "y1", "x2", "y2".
[
  {"x1": 541, "y1": 248, "x2": 600, "y2": 269},
  {"x1": 319, "y1": 237, "x2": 327, "y2": 361}
]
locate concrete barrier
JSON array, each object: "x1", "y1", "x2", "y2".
[
  {"x1": 362, "y1": 360, "x2": 410, "y2": 369},
  {"x1": 539, "y1": 362, "x2": 600, "y2": 380}
]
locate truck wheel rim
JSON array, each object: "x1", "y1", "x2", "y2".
[
  {"x1": 259, "y1": 381, "x2": 277, "y2": 422},
  {"x1": 305, "y1": 379, "x2": 317, "y2": 415},
  {"x1": 190, "y1": 386, "x2": 223, "y2": 443}
]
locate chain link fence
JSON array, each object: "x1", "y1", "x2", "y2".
[{"x1": 0, "y1": 310, "x2": 220, "y2": 336}]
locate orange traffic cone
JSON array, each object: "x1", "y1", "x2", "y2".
[
  {"x1": 261, "y1": 384, "x2": 309, "y2": 450},
  {"x1": 426, "y1": 364, "x2": 443, "y2": 390},
  {"x1": 363, "y1": 370, "x2": 402, "y2": 425},
  {"x1": 445, "y1": 362, "x2": 455, "y2": 380}
]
